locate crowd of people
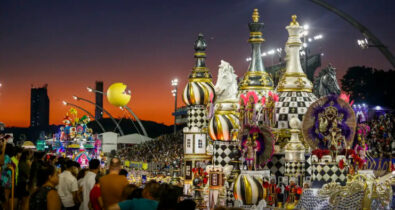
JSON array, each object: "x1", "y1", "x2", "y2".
[
  {"x1": 365, "y1": 113, "x2": 394, "y2": 158},
  {"x1": 0, "y1": 135, "x2": 196, "y2": 210},
  {"x1": 117, "y1": 132, "x2": 183, "y2": 169}
]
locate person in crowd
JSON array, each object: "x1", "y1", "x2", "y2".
[
  {"x1": 16, "y1": 149, "x2": 32, "y2": 210},
  {"x1": 175, "y1": 199, "x2": 196, "y2": 210},
  {"x1": 1, "y1": 143, "x2": 14, "y2": 209},
  {"x1": 11, "y1": 146, "x2": 23, "y2": 207},
  {"x1": 108, "y1": 181, "x2": 160, "y2": 210},
  {"x1": 29, "y1": 151, "x2": 45, "y2": 192},
  {"x1": 119, "y1": 169, "x2": 128, "y2": 177},
  {"x1": 58, "y1": 160, "x2": 80, "y2": 210},
  {"x1": 29, "y1": 163, "x2": 61, "y2": 210},
  {"x1": 100, "y1": 157, "x2": 129, "y2": 209},
  {"x1": 77, "y1": 168, "x2": 88, "y2": 209},
  {"x1": 89, "y1": 173, "x2": 103, "y2": 210},
  {"x1": 157, "y1": 184, "x2": 183, "y2": 210},
  {"x1": 128, "y1": 188, "x2": 142, "y2": 200},
  {"x1": 121, "y1": 184, "x2": 137, "y2": 201},
  {"x1": 81, "y1": 159, "x2": 100, "y2": 210}
]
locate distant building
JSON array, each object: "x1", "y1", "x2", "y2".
[
  {"x1": 172, "y1": 106, "x2": 188, "y2": 125},
  {"x1": 95, "y1": 81, "x2": 103, "y2": 120},
  {"x1": 30, "y1": 85, "x2": 49, "y2": 128}
]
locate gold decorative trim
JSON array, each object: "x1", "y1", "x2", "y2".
[
  {"x1": 188, "y1": 78, "x2": 213, "y2": 83},
  {"x1": 283, "y1": 72, "x2": 307, "y2": 77},
  {"x1": 252, "y1": 8, "x2": 259, "y2": 23},
  {"x1": 184, "y1": 154, "x2": 212, "y2": 160},
  {"x1": 215, "y1": 110, "x2": 238, "y2": 115},
  {"x1": 193, "y1": 67, "x2": 208, "y2": 70},
  {"x1": 194, "y1": 52, "x2": 206, "y2": 56},
  {"x1": 239, "y1": 85, "x2": 274, "y2": 90},
  {"x1": 250, "y1": 32, "x2": 262, "y2": 36},
  {"x1": 249, "y1": 38, "x2": 265, "y2": 43},
  {"x1": 243, "y1": 71, "x2": 271, "y2": 77},
  {"x1": 277, "y1": 88, "x2": 312, "y2": 92},
  {"x1": 290, "y1": 15, "x2": 299, "y2": 26},
  {"x1": 286, "y1": 42, "x2": 302, "y2": 46}
]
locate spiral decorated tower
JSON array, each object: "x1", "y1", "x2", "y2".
[
  {"x1": 275, "y1": 15, "x2": 317, "y2": 145},
  {"x1": 239, "y1": 9, "x2": 274, "y2": 99},
  {"x1": 182, "y1": 33, "x2": 215, "y2": 192}
]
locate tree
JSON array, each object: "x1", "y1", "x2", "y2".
[{"x1": 341, "y1": 66, "x2": 395, "y2": 108}]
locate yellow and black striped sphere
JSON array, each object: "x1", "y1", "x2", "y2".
[
  {"x1": 234, "y1": 174, "x2": 264, "y2": 205},
  {"x1": 208, "y1": 113, "x2": 239, "y2": 141},
  {"x1": 182, "y1": 81, "x2": 215, "y2": 106}
]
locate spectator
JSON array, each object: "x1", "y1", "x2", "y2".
[
  {"x1": 121, "y1": 184, "x2": 137, "y2": 200},
  {"x1": 16, "y1": 149, "x2": 32, "y2": 210},
  {"x1": 77, "y1": 168, "x2": 88, "y2": 209},
  {"x1": 29, "y1": 163, "x2": 61, "y2": 210},
  {"x1": 100, "y1": 158, "x2": 128, "y2": 209},
  {"x1": 1, "y1": 143, "x2": 14, "y2": 209},
  {"x1": 119, "y1": 169, "x2": 128, "y2": 177},
  {"x1": 58, "y1": 160, "x2": 80, "y2": 210},
  {"x1": 109, "y1": 181, "x2": 160, "y2": 210},
  {"x1": 29, "y1": 151, "x2": 45, "y2": 192},
  {"x1": 89, "y1": 173, "x2": 103, "y2": 210},
  {"x1": 157, "y1": 184, "x2": 183, "y2": 210},
  {"x1": 175, "y1": 199, "x2": 196, "y2": 210},
  {"x1": 81, "y1": 159, "x2": 100, "y2": 210}
]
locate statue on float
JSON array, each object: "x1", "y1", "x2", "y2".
[
  {"x1": 214, "y1": 60, "x2": 238, "y2": 102},
  {"x1": 313, "y1": 64, "x2": 341, "y2": 98}
]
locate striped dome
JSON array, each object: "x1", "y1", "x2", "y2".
[
  {"x1": 234, "y1": 174, "x2": 264, "y2": 205},
  {"x1": 183, "y1": 81, "x2": 215, "y2": 106},
  {"x1": 208, "y1": 112, "x2": 239, "y2": 141}
]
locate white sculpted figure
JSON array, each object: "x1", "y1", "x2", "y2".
[{"x1": 214, "y1": 60, "x2": 238, "y2": 102}]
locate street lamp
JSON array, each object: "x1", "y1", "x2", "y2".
[
  {"x1": 171, "y1": 78, "x2": 178, "y2": 135},
  {"x1": 62, "y1": 100, "x2": 106, "y2": 133}
]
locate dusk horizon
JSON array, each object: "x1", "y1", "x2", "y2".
[{"x1": 1, "y1": 0, "x2": 394, "y2": 127}]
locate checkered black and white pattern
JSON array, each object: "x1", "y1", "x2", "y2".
[
  {"x1": 213, "y1": 141, "x2": 234, "y2": 167},
  {"x1": 305, "y1": 155, "x2": 312, "y2": 178},
  {"x1": 226, "y1": 182, "x2": 235, "y2": 207},
  {"x1": 296, "y1": 189, "x2": 331, "y2": 210},
  {"x1": 285, "y1": 161, "x2": 305, "y2": 176},
  {"x1": 275, "y1": 91, "x2": 317, "y2": 129},
  {"x1": 263, "y1": 154, "x2": 285, "y2": 178},
  {"x1": 187, "y1": 105, "x2": 208, "y2": 129},
  {"x1": 311, "y1": 163, "x2": 347, "y2": 187}
]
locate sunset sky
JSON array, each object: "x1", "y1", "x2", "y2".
[{"x1": 0, "y1": 0, "x2": 394, "y2": 127}]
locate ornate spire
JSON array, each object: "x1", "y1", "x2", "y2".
[
  {"x1": 239, "y1": 9, "x2": 273, "y2": 91},
  {"x1": 277, "y1": 15, "x2": 313, "y2": 92},
  {"x1": 183, "y1": 33, "x2": 215, "y2": 106},
  {"x1": 252, "y1": 8, "x2": 260, "y2": 23}
]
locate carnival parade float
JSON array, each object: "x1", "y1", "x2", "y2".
[
  {"x1": 47, "y1": 108, "x2": 102, "y2": 167},
  {"x1": 179, "y1": 9, "x2": 393, "y2": 210}
]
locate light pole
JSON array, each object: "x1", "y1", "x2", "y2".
[
  {"x1": 308, "y1": 0, "x2": 395, "y2": 68},
  {"x1": 87, "y1": 87, "x2": 148, "y2": 137},
  {"x1": 300, "y1": 24, "x2": 323, "y2": 75},
  {"x1": 72, "y1": 95, "x2": 124, "y2": 136},
  {"x1": 62, "y1": 100, "x2": 106, "y2": 133},
  {"x1": 171, "y1": 79, "x2": 178, "y2": 135}
]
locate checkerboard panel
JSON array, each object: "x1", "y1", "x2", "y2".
[
  {"x1": 275, "y1": 91, "x2": 317, "y2": 129},
  {"x1": 263, "y1": 154, "x2": 285, "y2": 178},
  {"x1": 187, "y1": 106, "x2": 208, "y2": 129},
  {"x1": 285, "y1": 161, "x2": 305, "y2": 176},
  {"x1": 213, "y1": 141, "x2": 234, "y2": 167},
  {"x1": 311, "y1": 163, "x2": 347, "y2": 187}
]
